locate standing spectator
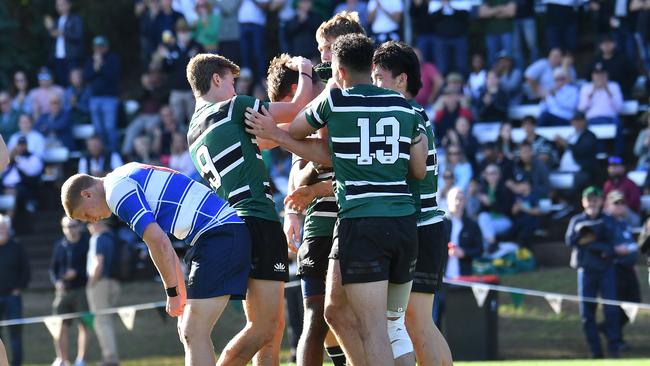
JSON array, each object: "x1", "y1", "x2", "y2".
[
  {"x1": 86, "y1": 220, "x2": 120, "y2": 366},
  {"x1": 238, "y1": 0, "x2": 270, "y2": 85},
  {"x1": 477, "y1": 164, "x2": 515, "y2": 252},
  {"x1": 468, "y1": 55, "x2": 487, "y2": 100},
  {"x1": 273, "y1": 0, "x2": 297, "y2": 54},
  {"x1": 77, "y1": 136, "x2": 123, "y2": 177},
  {"x1": 7, "y1": 114, "x2": 46, "y2": 158},
  {"x1": 0, "y1": 215, "x2": 30, "y2": 366},
  {"x1": 524, "y1": 48, "x2": 575, "y2": 101},
  {"x1": 49, "y1": 217, "x2": 89, "y2": 366},
  {"x1": 478, "y1": 0, "x2": 516, "y2": 66},
  {"x1": 335, "y1": 0, "x2": 369, "y2": 31},
  {"x1": 634, "y1": 111, "x2": 650, "y2": 170},
  {"x1": 34, "y1": 95, "x2": 75, "y2": 150},
  {"x1": 565, "y1": 186, "x2": 621, "y2": 359},
  {"x1": 0, "y1": 92, "x2": 19, "y2": 141},
  {"x1": 63, "y1": 68, "x2": 91, "y2": 125},
  {"x1": 603, "y1": 156, "x2": 641, "y2": 213},
  {"x1": 411, "y1": 0, "x2": 436, "y2": 62},
  {"x1": 168, "y1": 132, "x2": 195, "y2": 177},
  {"x1": 590, "y1": 0, "x2": 637, "y2": 62},
  {"x1": 160, "y1": 0, "x2": 186, "y2": 34},
  {"x1": 433, "y1": 87, "x2": 472, "y2": 141},
  {"x1": 192, "y1": 0, "x2": 221, "y2": 52},
  {"x1": 215, "y1": 0, "x2": 243, "y2": 65},
  {"x1": 512, "y1": 0, "x2": 538, "y2": 68},
  {"x1": 152, "y1": 106, "x2": 187, "y2": 164},
  {"x1": 438, "y1": 169, "x2": 456, "y2": 211},
  {"x1": 3, "y1": 137, "x2": 44, "y2": 216},
  {"x1": 44, "y1": 0, "x2": 84, "y2": 87},
  {"x1": 509, "y1": 176, "x2": 542, "y2": 248},
  {"x1": 286, "y1": 0, "x2": 322, "y2": 60},
  {"x1": 135, "y1": 0, "x2": 165, "y2": 69},
  {"x1": 413, "y1": 47, "x2": 444, "y2": 108},
  {"x1": 476, "y1": 71, "x2": 509, "y2": 122},
  {"x1": 441, "y1": 116, "x2": 479, "y2": 170},
  {"x1": 537, "y1": 68, "x2": 579, "y2": 126},
  {"x1": 510, "y1": 142, "x2": 551, "y2": 197},
  {"x1": 493, "y1": 50, "x2": 522, "y2": 104},
  {"x1": 159, "y1": 19, "x2": 202, "y2": 125},
  {"x1": 555, "y1": 113, "x2": 601, "y2": 197},
  {"x1": 431, "y1": 0, "x2": 471, "y2": 75},
  {"x1": 591, "y1": 35, "x2": 636, "y2": 97},
  {"x1": 495, "y1": 121, "x2": 516, "y2": 160},
  {"x1": 128, "y1": 135, "x2": 157, "y2": 165},
  {"x1": 445, "y1": 145, "x2": 473, "y2": 192},
  {"x1": 84, "y1": 36, "x2": 121, "y2": 152},
  {"x1": 543, "y1": 0, "x2": 578, "y2": 51},
  {"x1": 10, "y1": 71, "x2": 32, "y2": 116},
  {"x1": 444, "y1": 187, "x2": 484, "y2": 278},
  {"x1": 367, "y1": 0, "x2": 403, "y2": 43},
  {"x1": 28, "y1": 67, "x2": 64, "y2": 121}
]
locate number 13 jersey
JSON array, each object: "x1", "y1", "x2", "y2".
[{"x1": 306, "y1": 85, "x2": 424, "y2": 219}]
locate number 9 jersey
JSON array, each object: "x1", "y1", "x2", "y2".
[{"x1": 305, "y1": 85, "x2": 425, "y2": 219}]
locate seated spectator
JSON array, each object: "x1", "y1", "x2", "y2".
[
  {"x1": 7, "y1": 114, "x2": 46, "y2": 158},
  {"x1": 520, "y1": 116, "x2": 558, "y2": 166},
  {"x1": 478, "y1": 0, "x2": 515, "y2": 66},
  {"x1": 444, "y1": 186, "x2": 484, "y2": 278},
  {"x1": 537, "y1": 68, "x2": 578, "y2": 126},
  {"x1": 367, "y1": 0, "x2": 403, "y2": 43},
  {"x1": 495, "y1": 121, "x2": 516, "y2": 160},
  {"x1": 509, "y1": 142, "x2": 551, "y2": 197},
  {"x1": 28, "y1": 67, "x2": 64, "y2": 120},
  {"x1": 10, "y1": 71, "x2": 33, "y2": 115},
  {"x1": 192, "y1": 0, "x2": 221, "y2": 52},
  {"x1": 77, "y1": 135, "x2": 122, "y2": 177},
  {"x1": 578, "y1": 62, "x2": 624, "y2": 155},
  {"x1": 493, "y1": 50, "x2": 522, "y2": 104},
  {"x1": 129, "y1": 134, "x2": 157, "y2": 165},
  {"x1": 606, "y1": 190, "x2": 640, "y2": 228},
  {"x1": 0, "y1": 92, "x2": 19, "y2": 141},
  {"x1": 468, "y1": 54, "x2": 487, "y2": 99},
  {"x1": 603, "y1": 156, "x2": 641, "y2": 213},
  {"x1": 34, "y1": 95, "x2": 75, "y2": 150},
  {"x1": 433, "y1": 86, "x2": 472, "y2": 142},
  {"x1": 524, "y1": 48, "x2": 575, "y2": 101},
  {"x1": 444, "y1": 72, "x2": 471, "y2": 106},
  {"x1": 286, "y1": 0, "x2": 321, "y2": 60},
  {"x1": 475, "y1": 71, "x2": 509, "y2": 122},
  {"x1": 438, "y1": 169, "x2": 456, "y2": 212},
  {"x1": 478, "y1": 141, "x2": 514, "y2": 181},
  {"x1": 441, "y1": 116, "x2": 479, "y2": 170},
  {"x1": 465, "y1": 178, "x2": 483, "y2": 219},
  {"x1": 445, "y1": 144, "x2": 473, "y2": 191},
  {"x1": 509, "y1": 176, "x2": 541, "y2": 248},
  {"x1": 152, "y1": 106, "x2": 187, "y2": 165},
  {"x1": 414, "y1": 47, "x2": 444, "y2": 108},
  {"x1": 63, "y1": 68, "x2": 91, "y2": 125},
  {"x1": 634, "y1": 111, "x2": 650, "y2": 170},
  {"x1": 2, "y1": 137, "x2": 44, "y2": 215},
  {"x1": 477, "y1": 164, "x2": 514, "y2": 251},
  {"x1": 168, "y1": 132, "x2": 195, "y2": 177},
  {"x1": 591, "y1": 34, "x2": 636, "y2": 98}
]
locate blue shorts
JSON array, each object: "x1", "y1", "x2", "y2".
[{"x1": 184, "y1": 223, "x2": 251, "y2": 300}]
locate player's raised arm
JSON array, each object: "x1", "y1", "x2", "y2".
[{"x1": 267, "y1": 57, "x2": 314, "y2": 123}]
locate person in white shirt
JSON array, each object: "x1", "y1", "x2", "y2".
[
  {"x1": 43, "y1": 0, "x2": 84, "y2": 87},
  {"x1": 367, "y1": 0, "x2": 403, "y2": 43},
  {"x1": 7, "y1": 114, "x2": 46, "y2": 159},
  {"x1": 238, "y1": 0, "x2": 270, "y2": 85},
  {"x1": 537, "y1": 68, "x2": 579, "y2": 126}
]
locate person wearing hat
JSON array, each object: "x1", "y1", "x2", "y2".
[
  {"x1": 565, "y1": 186, "x2": 623, "y2": 358},
  {"x1": 537, "y1": 67, "x2": 579, "y2": 126},
  {"x1": 524, "y1": 48, "x2": 576, "y2": 101},
  {"x1": 493, "y1": 50, "x2": 522, "y2": 103},
  {"x1": 591, "y1": 35, "x2": 636, "y2": 98},
  {"x1": 28, "y1": 67, "x2": 65, "y2": 120},
  {"x1": 603, "y1": 156, "x2": 641, "y2": 213}
]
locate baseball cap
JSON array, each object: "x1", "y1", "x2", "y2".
[
  {"x1": 93, "y1": 36, "x2": 109, "y2": 47},
  {"x1": 608, "y1": 156, "x2": 623, "y2": 165},
  {"x1": 592, "y1": 62, "x2": 607, "y2": 74},
  {"x1": 582, "y1": 186, "x2": 603, "y2": 199},
  {"x1": 606, "y1": 190, "x2": 625, "y2": 205},
  {"x1": 17, "y1": 136, "x2": 27, "y2": 145}
]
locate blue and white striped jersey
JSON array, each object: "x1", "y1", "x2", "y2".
[{"x1": 103, "y1": 162, "x2": 243, "y2": 246}]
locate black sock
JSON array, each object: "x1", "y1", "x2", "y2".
[{"x1": 326, "y1": 346, "x2": 347, "y2": 366}]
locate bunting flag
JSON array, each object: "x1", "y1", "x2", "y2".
[
  {"x1": 43, "y1": 316, "x2": 63, "y2": 339},
  {"x1": 510, "y1": 293, "x2": 525, "y2": 309},
  {"x1": 621, "y1": 302, "x2": 639, "y2": 324},
  {"x1": 118, "y1": 308, "x2": 137, "y2": 331},
  {"x1": 471, "y1": 284, "x2": 490, "y2": 307},
  {"x1": 544, "y1": 294, "x2": 563, "y2": 315}
]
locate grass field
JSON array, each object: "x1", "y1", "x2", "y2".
[{"x1": 8, "y1": 267, "x2": 650, "y2": 365}]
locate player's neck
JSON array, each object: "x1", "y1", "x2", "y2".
[{"x1": 341, "y1": 75, "x2": 372, "y2": 89}]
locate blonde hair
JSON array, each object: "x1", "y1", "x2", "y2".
[
  {"x1": 61, "y1": 174, "x2": 96, "y2": 218},
  {"x1": 316, "y1": 11, "x2": 365, "y2": 42}
]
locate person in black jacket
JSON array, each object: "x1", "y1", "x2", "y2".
[
  {"x1": 286, "y1": 0, "x2": 321, "y2": 61},
  {"x1": 49, "y1": 216, "x2": 90, "y2": 366},
  {"x1": 44, "y1": 0, "x2": 84, "y2": 87},
  {"x1": 0, "y1": 215, "x2": 30, "y2": 366},
  {"x1": 411, "y1": 0, "x2": 438, "y2": 64},
  {"x1": 445, "y1": 187, "x2": 484, "y2": 277},
  {"x1": 430, "y1": 0, "x2": 470, "y2": 75},
  {"x1": 565, "y1": 186, "x2": 622, "y2": 358},
  {"x1": 477, "y1": 164, "x2": 514, "y2": 252},
  {"x1": 476, "y1": 71, "x2": 509, "y2": 122}
]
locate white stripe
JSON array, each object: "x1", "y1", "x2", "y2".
[
  {"x1": 370, "y1": 136, "x2": 384, "y2": 142},
  {"x1": 399, "y1": 137, "x2": 412, "y2": 143},
  {"x1": 334, "y1": 153, "x2": 357, "y2": 159},
  {"x1": 317, "y1": 196, "x2": 336, "y2": 202},
  {"x1": 420, "y1": 193, "x2": 437, "y2": 200},
  {"x1": 256, "y1": 154, "x2": 263, "y2": 160},
  {"x1": 346, "y1": 192, "x2": 411, "y2": 200},
  {"x1": 188, "y1": 97, "x2": 236, "y2": 150},
  {"x1": 220, "y1": 157, "x2": 244, "y2": 177},
  {"x1": 399, "y1": 153, "x2": 410, "y2": 159},
  {"x1": 212, "y1": 142, "x2": 241, "y2": 162},
  {"x1": 330, "y1": 105, "x2": 415, "y2": 114},
  {"x1": 174, "y1": 183, "x2": 215, "y2": 240},
  {"x1": 421, "y1": 206, "x2": 439, "y2": 212},
  {"x1": 428, "y1": 149, "x2": 436, "y2": 155},
  {"x1": 310, "y1": 212, "x2": 338, "y2": 218},
  {"x1": 425, "y1": 121, "x2": 431, "y2": 128},
  {"x1": 331, "y1": 137, "x2": 360, "y2": 143},
  {"x1": 310, "y1": 106, "x2": 325, "y2": 125},
  {"x1": 251, "y1": 138, "x2": 257, "y2": 144},
  {"x1": 345, "y1": 180, "x2": 406, "y2": 186},
  {"x1": 228, "y1": 185, "x2": 250, "y2": 198},
  {"x1": 318, "y1": 172, "x2": 334, "y2": 179},
  {"x1": 341, "y1": 89, "x2": 403, "y2": 98},
  {"x1": 265, "y1": 193, "x2": 274, "y2": 201},
  {"x1": 263, "y1": 182, "x2": 270, "y2": 186},
  {"x1": 426, "y1": 166, "x2": 436, "y2": 171},
  {"x1": 417, "y1": 215, "x2": 444, "y2": 227},
  {"x1": 130, "y1": 208, "x2": 148, "y2": 229}
]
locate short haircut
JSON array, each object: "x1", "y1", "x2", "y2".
[
  {"x1": 316, "y1": 11, "x2": 365, "y2": 42},
  {"x1": 186, "y1": 53, "x2": 240, "y2": 97},
  {"x1": 332, "y1": 33, "x2": 374, "y2": 74},
  {"x1": 373, "y1": 41, "x2": 423, "y2": 97},
  {"x1": 61, "y1": 174, "x2": 96, "y2": 218},
  {"x1": 266, "y1": 54, "x2": 320, "y2": 102}
]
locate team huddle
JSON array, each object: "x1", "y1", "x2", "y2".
[{"x1": 60, "y1": 11, "x2": 452, "y2": 366}]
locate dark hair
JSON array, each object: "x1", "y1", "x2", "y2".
[
  {"x1": 266, "y1": 54, "x2": 320, "y2": 102},
  {"x1": 186, "y1": 53, "x2": 240, "y2": 97},
  {"x1": 332, "y1": 33, "x2": 374, "y2": 74},
  {"x1": 373, "y1": 41, "x2": 422, "y2": 97}
]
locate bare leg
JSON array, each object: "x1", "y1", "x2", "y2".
[
  {"x1": 0, "y1": 339, "x2": 8, "y2": 366},
  {"x1": 297, "y1": 295, "x2": 328, "y2": 366},
  {"x1": 75, "y1": 323, "x2": 88, "y2": 364},
  {"x1": 405, "y1": 293, "x2": 452, "y2": 366},
  {"x1": 54, "y1": 324, "x2": 69, "y2": 363},
  {"x1": 179, "y1": 296, "x2": 230, "y2": 366}
]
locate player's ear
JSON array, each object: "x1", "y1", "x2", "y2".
[
  {"x1": 211, "y1": 72, "x2": 221, "y2": 88},
  {"x1": 80, "y1": 189, "x2": 92, "y2": 199}
]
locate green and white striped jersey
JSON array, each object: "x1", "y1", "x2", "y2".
[
  {"x1": 302, "y1": 168, "x2": 337, "y2": 239},
  {"x1": 187, "y1": 95, "x2": 279, "y2": 222}
]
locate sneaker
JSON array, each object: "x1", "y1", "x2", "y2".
[
  {"x1": 74, "y1": 360, "x2": 86, "y2": 366},
  {"x1": 51, "y1": 359, "x2": 70, "y2": 366}
]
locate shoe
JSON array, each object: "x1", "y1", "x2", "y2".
[
  {"x1": 51, "y1": 358, "x2": 70, "y2": 366},
  {"x1": 74, "y1": 360, "x2": 86, "y2": 366}
]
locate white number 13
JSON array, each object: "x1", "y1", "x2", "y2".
[{"x1": 356, "y1": 117, "x2": 400, "y2": 165}]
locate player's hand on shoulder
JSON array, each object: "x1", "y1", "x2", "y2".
[{"x1": 244, "y1": 106, "x2": 280, "y2": 140}]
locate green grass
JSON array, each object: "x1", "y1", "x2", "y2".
[{"x1": 7, "y1": 267, "x2": 650, "y2": 365}]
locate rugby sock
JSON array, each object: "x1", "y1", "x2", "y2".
[{"x1": 326, "y1": 346, "x2": 347, "y2": 366}]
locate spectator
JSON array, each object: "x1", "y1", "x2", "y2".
[
  {"x1": 160, "y1": 0, "x2": 186, "y2": 34},
  {"x1": 2, "y1": 137, "x2": 44, "y2": 215},
  {"x1": 413, "y1": 47, "x2": 444, "y2": 108},
  {"x1": 152, "y1": 106, "x2": 187, "y2": 164},
  {"x1": 465, "y1": 178, "x2": 483, "y2": 219},
  {"x1": 578, "y1": 62, "x2": 624, "y2": 155},
  {"x1": 590, "y1": 0, "x2": 637, "y2": 63},
  {"x1": 84, "y1": 36, "x2": 121, "y2": 152},
  {"x1": 367, "y1": 0, "x2": 403, "y2": 43},
  {"x1": 445, "y1": 72, "x2": 472, "y2": 106},
  {"x1": 478, "y1": 141, "x2": 515, "y2": 181},
  {"x1": 7, "y1": 114, "x2": 46, "y2": 158},
  {"x1": 476, "y1": 71, "x2": 509, "y2": 122},
  {"x1": 215, "y1": 0, "x2": 243, "y2": 65},
  {"x1": 0, "y1": 92, "x2": 19, "y2": 141},
  {"x1": 129, "y1": 134, "x2": 157, "y2": 165},
  {"x1": 168, "y1": 132, "x2": 195, "y2": 177},
  {"x1": 274, "y1": 0, "x2": 297, "y2": 54},
  {"x1": 335, "y1": 0, "x2": 369, "y2": 31},
  {"x1": 524, "y1": 48, "x2": 575, "y2": 101},
  {"x1": 603, "y1": 156, "x2": 641, "y2": 213},
  {"x1": 441, "y1": 116, "x2": 479, "y2": 170},
  {"x1": 44, "y1": 0, "x2": 84, "y2": 87},
  {"x1": 49, "y1": 216, "x2": 89, "y2": 366},
  {"x1": 34, "y1": 94, "x2": 75, "y2": 150},
  {"x1": 63, "y1": 68, "x2": 91, "y2": 125},
  {"x1": 537, "y1": 68, "x2": 579, "y2": 126},
  {"x1": 28, "y1": 67, "x2": 64, "y2": 120},
  {"x1": 433, "y1": 86, "x2": 472, "y2": 141},
  {"x1": 634, "y1": 111, "x2": 650, "y2": 170},
  {"x1": 10, "y1": 71, "x2": 32, "y2": 116},
  {"x1": 438, "y1": 169, "x2": 456, "y2": 211},
  {"x1": 238, "y1": 0, "x2": 270, "y2": 84},
  {"x1": 286, "y1": 0, "x2": 322, "y2": 60},
  {"x1": 0, "y1": 215, "x2": 30, "y2": 366},
  {"x1": 86, "y1": 220, "x2": 120, "y2": 366},
  {"x1": 158, "y1": 19, "x2": 202, "y2": 125},
  {"x1": 633, "y1": 0, "x2": 650, "y2": 71},
  {"x1": 478, "y1": 0, "x2": 516, "y2": 66},
  {"x1": 520, "y1": 116, "x2": 558, "y2": 166},
  {"x1": 555, "y1": 113, "x2": 601, "y2": 197},
  {"x1": 565, "y1": 186, "x2": 621, "y2": 358},
  {"x1": 495, "y1": 121, "x2": 516, "y2": 160},
  {"x1": 135, "y1": 0, "x2": 165, "y2": 69},
  {"x1": 543, "y1": 0, "x2": 578, "y2": 51},
  {"x1": 478, "y1": 164, "x2": 514, "y2": 251},
  {"x1": 512, "y1": 0, "x2": 538, "y2": 68},
  {"x1": 411, "y1": 0, "x2": 436, "y2": 63},
  {"x1": 510, "y1": 142, "x2": 551, "y2": 197},
  {"x1": 606, "y1": 189, "x2": 640, "y2": 227},
  {"x1": 192, "y1": 0, "x2": 221, "y2": 52},
  {"x1": 430, "y1": 0, "x2": 471, "y2": 75},
  {"x1": 77, "y1": 135, "x2": 123, "y2": 177},
  {"x1": 444, "y1": 187, "x2": 484, "y2": 278},
  {"x1": 445, "y1": 144, "x2": 473, "y2": 192},
  {"x1": 172, "y1": 0, "x2": 198, "y2": 24},
  {"x1": 591, "y1": 35, "x2": 636, "y2": 97},
  {"x1": 468, "y1": 54, "x2": 487, "y2": 99},
  {"x1": 509, "y1": 176, "x2": 541, "y2": 248},
  {"x1": 493, "y1": 50, "x2": 522, "y2": 104}
]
